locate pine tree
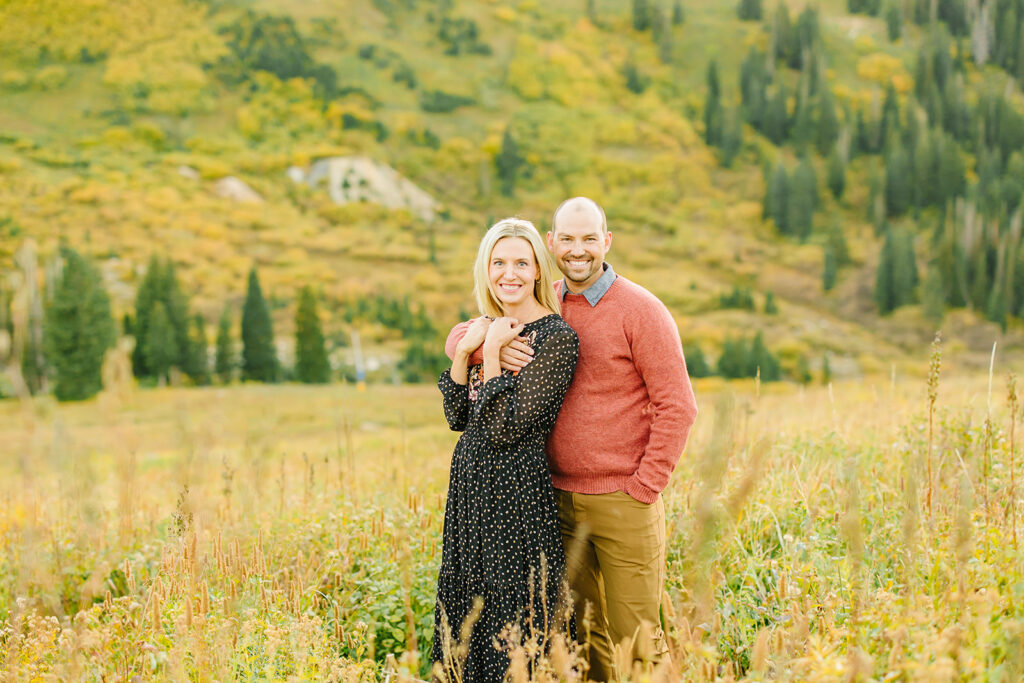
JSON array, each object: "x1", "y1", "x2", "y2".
[
  {"x1": 748, "y1": 332, "x2": 781, "y2": 381},
  {"x1": 876, "y1": 226, "x2": 918, "y2": 314},
  {"x1": 655, "y1": 5, "x2": 673, "y2": 63},
  {"x1": 922, "y1": 262, "x2": 946, "y2": 324},
  {"x1": 42, "y1": 247, "x2": 116, "y2": 401},
  {"x1": 704, "y1": 60, "x2": 723, "y2": 147},
  {"x1": 717, "y1": 337, "x2": 749, "y2": 378},
  {"x1": 827, "y1": 218, "x2": 851, "y2": 266},
  {"x1": 131, "y1": 254, "x2": 162, "y2": 377},
  {"x1": 295, "y1": 285, "x2": 330, "y2": 384},
  {"x1": 683, "y1": 342, "x2": 712, "y2": 377},
  {"x1": 763, "y1": 290, "x2": 779, "y2": 314},
  {"x1": 130, "y1": 255, "x2": 191, "y2": 380},
  {"x1": 241, "y1": 267, "x2": 278, "y2": 382},
  {"x1": 764, "y1": 84, "x2": 789, "y2": 145},
  {"x1": 884, "y1": 144, "x2": 912, "y2": 217},
  {"x1": 740, "y1": 48, "x2": 768, "y2": 130},
  {"x1": 764, "y1": 161, "x2": 790, "y2": 234},
  {"x1": 672, "y1": 0, "x2": 685, "y2": 25},
  {"x1": 495, "y1": 128, "x2": 524, "y2": 198},
  {"x1": 823, "y1": 246, "x2": 838, "y2": 291},
  {"x1": 788, "y1": 157, "x2": 818, "y2": 241},
  {"x1": 885, "y1": 0, "x2": 903, "y2": 41},
  {"x1": 816, "y1": 87, "x2": 840, "y2": 155},
  {"x1": 720, "y1": 108, "x2": 744, "y2": 167},
  {"x1": 215, "y1": 305, "x2": 234, "y2": 384},
  {"x1": 875, "y1": 227, "x2": 897, "y2": 314},
  {"x1": 144, "y1": 302, "x2": 176, "y2": 386},
  {"x1": 737, "y1": 0, "x2": 762, "y2": 21},
  {"x1": 633, "y1": 0, "x2": 650, "y2": 31},
  {"x1": 796, "y1": 355, "x2": 812, "y2": 384},
  {"x1": 183, "y1": 314, "x2": 210, "y2": 385},
  {"x1": 827, "y1": 148, "x2": 846, "y2": 200}
]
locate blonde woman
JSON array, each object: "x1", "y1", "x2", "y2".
[{"x1": 433, "y1": 218, "x2": 579, "y2": 682}]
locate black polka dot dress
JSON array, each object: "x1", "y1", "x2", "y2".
[{"x1": 433, "y1": 314, "x2": 579, "y2": 682}]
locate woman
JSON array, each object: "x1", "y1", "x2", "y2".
[{"x1": 432, "y1": 218, "x2": 579, "y2": 682}]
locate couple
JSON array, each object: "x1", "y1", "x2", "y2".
[{"x1": 433, "y1": 197, "x2": 698, "y2": 682}]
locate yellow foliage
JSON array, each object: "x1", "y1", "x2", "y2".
[
  {"x1": 856, "y1": 52, "x2": 910, "y2": 89},
  {"x1": 1, "y1": 70, "x2": 29, "y2": 89},
  {"x1": 494, "y1": 6, "x2": 518, "y2": 22},
  {"x1": 31, "y1": 65, "x2": 68, "y2": 90},
  {"x1": 0, "y1": 156, "x2": 23, "y2": 174}
]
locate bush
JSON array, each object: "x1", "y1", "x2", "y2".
[
  {"x1": 419, "y1": 90, "x2": 474, "y2": 113},
  {"x1": 719, "y1": 285, "x2": 756, "y2": 310}
]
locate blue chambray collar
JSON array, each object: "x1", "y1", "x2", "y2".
[{"x1": 559, "y1": 263, "x2": 617, "y2": 307}]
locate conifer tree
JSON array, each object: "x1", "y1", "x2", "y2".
[
  {"x1": 763, "y1": 291, "x2": 779, "y2": 314},
  {"x1": 816, "y1": 87, "x2": 840, "y2": 155},
  {"x1": 672, "y1": 0, "x2": 685, "y2": 25},
  {"x1": 42, "y1": 247, "x2": 116, "y2": 401},
  {"x1": 495, "y1": 128, "x2": 524, "y2": 198},
  {"x1": 215, "y1": 305, "x2": 234, "y2": 384},
  {"x1": 823, "y1": 247, "x2": 838, "y2": 291},
  {"x1": 922, "y1": 262, "x2": 945, "y2": 325},
  {"x1": 875, "y1": 226, "x2": 918, "y2": 314},
  {"x1": 788, "y1": 157, "x2": 818, "y2": 241},
  {"x1": 683, "y1": 342, "x2": 712, "y2": 377},
  {"x1": 241, "y1": 267, "x2": 278, "y2": 382},
  {"x1": 655, "y1": 6, "x2": 673, "y2": 63},
  {"x1": 884, "y1": 144, "x2": 912, "y2": 217},
  {"x1": 704, "y1": 60, "x2": 723, "y2": 147},
  {"x1": 737, "y1": 0, "x2": 762, "y2": 21},
  {"x1": 764, "y1": 161, "x2": 790, "y2": 234},
  {"x1": 295, "y1": 285, "x2": 330, "y2": 384},
  {"x1": 764, "y1": 84, "x2": 789, "y2": 144},
  {"x1": 144, "y1": 302, "x2": 176, "y2": 386},
  {"x1": 748, "y1": 332, "x2": 781, "y2": 381},
  {"x1": 131, "y1": 255, "x2": 162, "y2": 377},
  {"x1": 822, "y1": 352, "x2": 832, "y2": 384},
  {"x1": 740, "y1": 48, "x2": 768, "y2": 130},
  {"x1": 720, "y1": 108, "x2": 744, "y2": 167},
  {"x1": 183, "y1": 314, "x2": 210, "y2": 385},
  {"x1": 717, "y1": 337, "x2": 749, "y2": 378},
  {"x1": 885, "y1": 1, "x2": 903, "y2": 41},
  {"x1": 827, "y1": 148, "x2": 846, "y2": 200},
  {"x1": 827, "y1": 218, "x2": 851, "y2": 267},
  {"x1": 130, "y1": 255, "x2": 191, "y2": 380},
  {"x1": 633, "y1": 0, "x2": 650, "y2": 31}
]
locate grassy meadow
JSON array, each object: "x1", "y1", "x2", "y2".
[{"x1": 3, "y1": 344, "x2": 1024, "y2": 680}]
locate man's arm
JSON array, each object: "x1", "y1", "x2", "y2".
[
  {"x1": 623, "y1": 298, "x2": 698, "y2": 504},
  {"x1": 445, "y1": 318, "x2": 535, "y2": 371}
]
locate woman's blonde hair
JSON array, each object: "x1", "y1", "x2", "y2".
[{"x1": 472, "y1": 218, "x2": 561, "y2": 319}]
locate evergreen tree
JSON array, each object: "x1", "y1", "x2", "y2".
[
  {"x1": 42, "y1": 247, "x2": 116, "y2": 401},
  {"x1": 130, "y1": 254, "x2": 162, "y2": 378},
  {"x1": 885, "y1": 0, "x2": 903, "y2": 41},
  {"x1": 183, "y1": 313, "x2": 210, "y2": 385},
  {"x1": 657, "y1": 9, "x2": 674, "y2": 63},
  {"x1": 763, "y1": 290, "x2": 779, "y2": 314},
  {"x1": 672, "y1": 0, "x2": 685, "y2": 25},
  {"x1": 740, "y1": 48, "x2": 768, "y2": 130},
  {"x1": 130, "y1": 255, "x2": 191, "y2": 380},
  {"x1": 875, "y1": 226, "x2": 918, "y2": 314},
  {"x1": 816, "y1": 87, "x2": 840, "y2": 155},
  {"x1": 823, "y1": 246, "x2": 838, "y2": 291},
  {"x1": 720, "y1": 108, "x2": 744, "y2": 167},
  {"x1": 880, "y1": 83, "x2": 901, "y2": 147},
  {"x1": 764, "y1": 84, "x2": 789, "y2": 144},
  {"x1": 495, "y1": 128, "x2": 524, "y2": 198},
  {"x1": 737, "y1": 0, "x2": 762, "y2": 21},
  {"x1": 717, "y1": 337, "x2": 749, "y2": 378},
  {"x1": 748, "y1": 332, "x2": 781, "y2": 381},
  {"x1": 215, "y1": 305, "x2": 234, "y2": 384},
  {"x1": 822, "y1": 352, "x2": 832, "y2": 384},
  {"x1": 827, "y1": 218, "x2": 851, "y2": 266},
  {"x1": 791, "y1": 84, "x2": 814, "y2": 150},
  {"x1": 827, "y1": 148, "x2": 846, "y2": 200},
  {"x1": 241, "y1": 267, "x2": 278, "y2": 382},
  {"x1": 704, "y1": 60, "x2": 723, "y2": 147},
  {"x1": 294, "y1": 285, "x2": 330, "y2": 384},
  {"x1": 633, "y1": 0, "x2": 651, "y2": 31},
  {"x1": 764, "y1": 161, "x2": 790, "y2": 234},
  {"x1": 922, "y1": 262, "x2": 945, "y2": 325},
  {"x1": 683, "y1": 342, "x2": 712, "y2": 377},
  {"x1": 796, "y1": 355, "x2": 812, "y2": 384},
  {"x1": 788, "y1": 157, "x2": 818, "y2": 241},
  {"x1": 623, "y1": 59, "x2": 648, "y2": 93},
  {"x1": 884, "y1": 144, "x2": 912, "y2": 217},
  {"x1": 144, "y1": 302, "x2": 176, "y2": 386},
  {"x1": 773, "y1": 3, "x2": 795, "y2": 67}
]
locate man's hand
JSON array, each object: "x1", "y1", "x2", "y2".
[
  {"x1": 499, "y1": 336, "x2": 535, "y2": 372},
  {"x1": 454, "y1": 317, "x2": 491, "y2": 357}
]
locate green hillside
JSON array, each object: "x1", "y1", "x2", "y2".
[{"x1": 3, "y1": 0, "x2": 1024, "y2": 388}]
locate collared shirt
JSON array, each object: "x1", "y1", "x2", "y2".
[{"x1": 559, "y1": 263, "x2": 617, "y2": 307}]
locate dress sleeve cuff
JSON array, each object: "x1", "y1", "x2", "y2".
[
  {"x1": 438, "y1": 368, "x2": 467, "y2": 394},
  {"x1": 470, "y1": 373, "x2": 515, "y2": 412},
  {"x1": 624, "y1": 474, "x2": 659, "y2": 504}
]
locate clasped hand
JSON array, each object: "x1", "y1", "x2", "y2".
[{"x1": 455, "y1": 317, "x2": 534, "y2": 372}]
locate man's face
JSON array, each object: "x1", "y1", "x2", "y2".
[{"x1": 546, "y1": 208, "x2": 612, "y2": 293}]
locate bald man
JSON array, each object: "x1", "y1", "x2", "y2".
[{"x1": 446, "y1": 198, "x2": 698, "y2": 681}]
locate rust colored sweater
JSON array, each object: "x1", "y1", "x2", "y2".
[{"x1": 445, "y1": 273, "x2": 697, "y2": 503}]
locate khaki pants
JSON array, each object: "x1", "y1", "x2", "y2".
[{"x1": 555, "y1": 489, "x2": 669, "y2": 682}]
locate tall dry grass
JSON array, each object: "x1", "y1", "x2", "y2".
[{"x1": 2, "y1": 342, "x2": 1024, "y2": 680}]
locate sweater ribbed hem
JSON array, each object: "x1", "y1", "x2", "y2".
[{"x1": 551, "y1": 474, "x2": 661, "y2": 504}]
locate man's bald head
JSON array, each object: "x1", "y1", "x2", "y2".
[{"x1": 551, "y1": 197, "x2": 608, "y2": 236}]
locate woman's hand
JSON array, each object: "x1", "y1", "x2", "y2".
[
  {"x1": 455, "y1": 317, "x2": 492, "y2": 357},
  {"x1": 484, "y1": 317, "x2": 525, "y2": 352}
]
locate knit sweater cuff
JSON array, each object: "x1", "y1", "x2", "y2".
[{"x1": 624, "y1": 475, "x2": 659, "y2": 504}]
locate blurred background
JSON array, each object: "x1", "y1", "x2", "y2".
[{"x1": 2, "y1": 0, "x2": 1024, "y2": 400}]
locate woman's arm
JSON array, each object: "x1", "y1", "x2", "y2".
[{"x1": 472, "y1": 328, "x2": 579, "y2": 447}]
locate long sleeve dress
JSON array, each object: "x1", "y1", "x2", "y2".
[{"x1": 432, "y1": 314, "x2": 579, "y2": 683}]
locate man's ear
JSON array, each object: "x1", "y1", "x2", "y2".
[
  {"x1": 605, "y1": 231, "x2": 613, "y2": 250},
  {"x1": 546, "y1": 231, "x2": 555, "y2": 251}
]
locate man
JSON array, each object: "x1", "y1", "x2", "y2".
[{"x1": 444, "y1": 197, "x2": 697, "y2": 681}]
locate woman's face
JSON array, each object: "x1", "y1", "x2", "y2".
[{"x1": 488, "y1": 237, "x2": 539, "y2": 311}]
